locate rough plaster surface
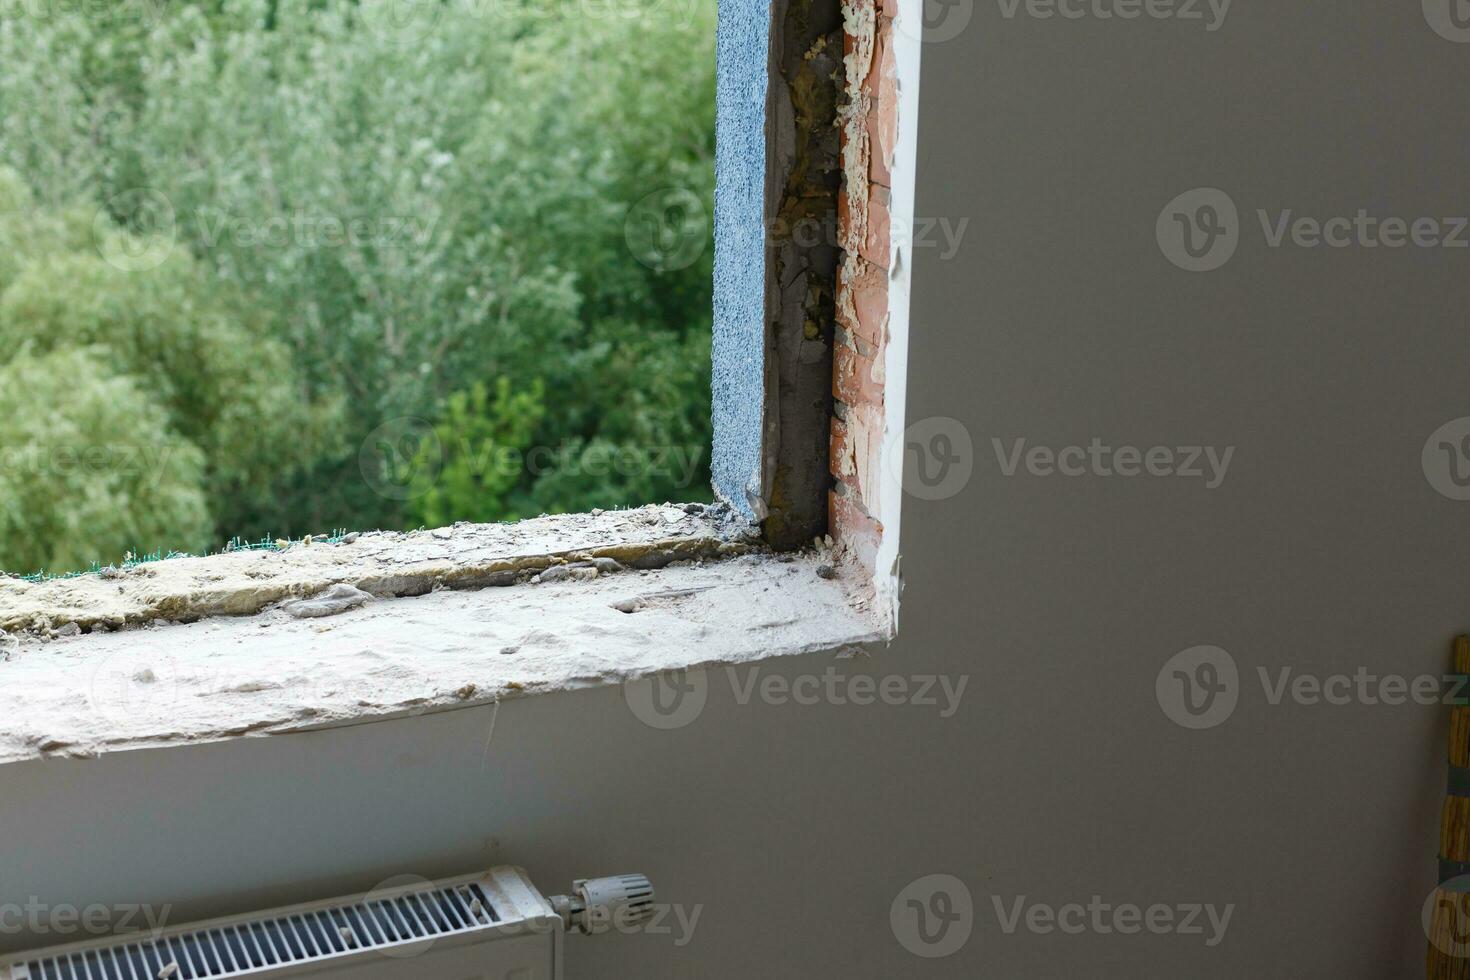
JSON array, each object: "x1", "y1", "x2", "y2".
[
  {"x1": 0, "y1": 505, "x2": 753, "y2": 636},
  {"x1": 0, "y1": 551, "x2": 881, "y2": 765},
  {"x1": 711, "y1": 0, "x2": 770, "y2": 522}
]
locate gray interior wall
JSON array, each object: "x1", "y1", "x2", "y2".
[{"x1": 1, "y1": 4, "x2": 1466, "y2": 977}]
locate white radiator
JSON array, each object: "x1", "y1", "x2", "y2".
[{"x1": 0, "y1": 867, "x2": 654, "y2": 980}]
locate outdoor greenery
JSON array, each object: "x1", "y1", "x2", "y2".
[{"x1": 0, "y1": 0, "x2": 716, "y2": 574}]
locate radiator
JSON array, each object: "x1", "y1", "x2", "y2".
[{"x1": 0, "y1": 867, "x2": 654, "y2": 980}]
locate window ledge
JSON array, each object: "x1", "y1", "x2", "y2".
[
  {"x1": 0, "y1": 509, "x2": 885, "y2": 765},
  {"x1": 0, "y1": 505, "x2": 763, "y2": 635}
]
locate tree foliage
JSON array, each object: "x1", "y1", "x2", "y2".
[
  {"x1": 0, "y1": 346, "x2": 213, "y2": 574},
  {"x1": 407, "y1": 378, "x2": 547, "y2": 529},
  {"x1": 0, "y1": 0, "x2": 716, "y2": 573},
  {"x1": 0, "y1": 164, "x2": 334, "y2": 571}
]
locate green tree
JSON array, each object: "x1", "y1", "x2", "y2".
[
  {"x1": 0, "y1": 0, "x2": 717, "y2": 563},
  {"x1": 0, "y1": 250, "x2": 340, "y2": 508},
  {"x1": 0, "y1": 347, "x2": 212, "y2": 574},
  {"x1": 0, "y1": 166, "x2": 338, "y2": 570},
  {"x1": 407, "y1": 378, "x2": 547, "y2": 528}
]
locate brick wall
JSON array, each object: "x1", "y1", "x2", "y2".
[{"x1": 831, "y1": 0, "x2": 896, "y2": 574}]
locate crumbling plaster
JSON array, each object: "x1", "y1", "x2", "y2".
[
  {"x1": 0, "y1": 505, "x2": 753, "y2": 636},
  {"x1": 0, "y1": 549, "x2": 881, "y2": 765}
]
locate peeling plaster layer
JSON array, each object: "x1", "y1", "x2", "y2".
[
  {"x1": 834, "y1": 0, "x2": 880, "y2": 349},
  {"x1": 839, "y1": 0, "x2": 876, "y2": 250},
  {"x1": 0, "y1": 505, "x2": 754, "y2": 635},
  {"x1": 0, "y1": 552, "x2": 882, "y2": 765}
]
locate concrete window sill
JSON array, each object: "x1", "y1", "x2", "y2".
[{"x1": 0, "y1": 506, "x2": 885, "y2": 765}]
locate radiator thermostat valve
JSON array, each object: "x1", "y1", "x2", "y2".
[{"x1": 551, "y1": 874, "x2": 655, "y2": 934}]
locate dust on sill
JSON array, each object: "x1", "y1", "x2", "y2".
[{"x1": 0, "y1": 506, "x2": 885, "y2": 764}]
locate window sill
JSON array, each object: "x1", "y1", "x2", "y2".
[{"x1": 0, "y1": 507, "x2": 885, "y2": 765}]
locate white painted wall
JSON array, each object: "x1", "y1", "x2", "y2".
[{"x1": 1, "y1": 4, "x2": 1463, "y2": 976}]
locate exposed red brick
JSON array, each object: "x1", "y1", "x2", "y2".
[
  {"x1": 837, "y1": 189, "x2": 856, "y2": 254},
  {"x1": 838, "y1": 185, "x2": 887, "y2": 265},
  {"x1": 862, "y1": 24, "x2": 885, "y2": 100},
  {"x1": 865, "y1": 113, "x2": 888, "y2": 187},
  {"x1": 832, "y1": 402, "x2": 885, "y2": 510},
  {"x1": 862, "y1": 184, "x2": 891, "y2": 268},
  {"x1": 832, "y1": 6, "x2": 896, "y2": 574},
  {"x1": 837, "y1": 258, "x2": 888, "y2": 348},
  {"x1": 834, "y1": 338, "x2": 884, "y2": 409},
  {"x1": 867, "y1": 30, "x2": 897, "y2": 188},
  {"x1": 830, "y1": 414, "x2": 857, "y2": 492}
]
